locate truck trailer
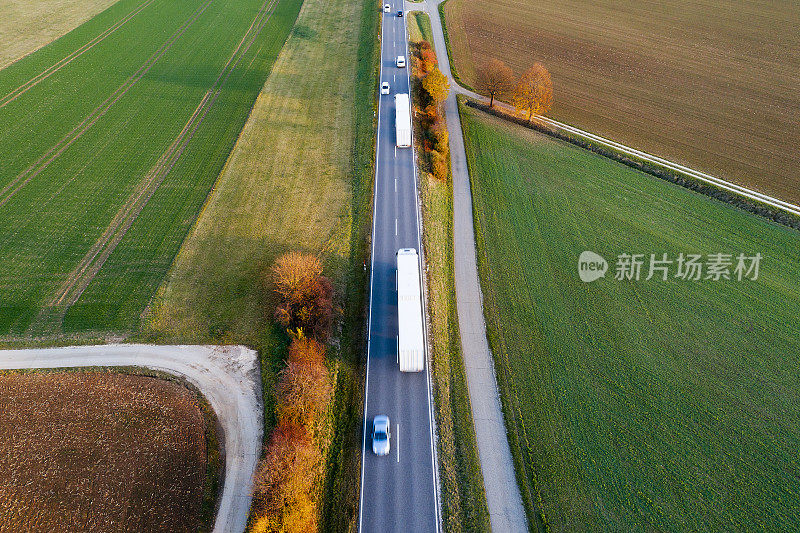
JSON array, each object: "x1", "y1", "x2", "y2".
[
  {"x1": 395, "y1": 93, "x2": 412, "y2": 148},
  {"x1": 397, "y1": 248, "x2": 424, "y2": 372}
]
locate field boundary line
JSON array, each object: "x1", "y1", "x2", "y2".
[
  {"x1": 0, "y1": 0, "x2": 215, "y2": 215},
  {"x1": 457, "y1": 96, "x2": 800, "y2": 222},
  {"x1": 0, "y1": 0, "x2": 158, "y2": 109},
  {"x1": 46, "y1": 0, "x2": 282, "y2": 316}
]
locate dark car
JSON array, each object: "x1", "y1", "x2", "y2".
[{"x1": 397, "y1": 10, "x2": 403, "y2": 17}]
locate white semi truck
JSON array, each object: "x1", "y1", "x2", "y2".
[
  {"x1": 397, "y1": 248, "x2": 424, "y2": 372},
  {"x1": 395, "y1": 93, "x2": 411, "y2": 148}
]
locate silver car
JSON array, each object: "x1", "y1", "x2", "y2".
[{"x1": 372, "y1": 415, "x2": 391, "y2": 456}]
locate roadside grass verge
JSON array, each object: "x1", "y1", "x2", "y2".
[
  {"x1": 408, "y1": 10, "x2": 434, "y2": 44},
  {"x1": 410, "y1": 20, "x2": 490, "y2": 532},
  {"x1": 459, "y1": 101, "x2": 800, "y2": 531},
  {"x1": 142, "y1": 0, "x2": 379, "y2": 526},
  {"x1": 0, "y1": 0, "x2": 302, "y2": 340}
]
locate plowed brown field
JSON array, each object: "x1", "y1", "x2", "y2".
[
  {"x1": 0, "y1": 371, "x2": 209, "y2": 532},
  {"x1": 443, "y1": 0, "x2": 800, "y2": 204}
]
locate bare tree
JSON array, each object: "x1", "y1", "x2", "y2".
[
  {"x1": 476, "y1": 58, "x2": 514, "y2": 107},
  {"x1": 514, "y1": 63, "x2": 553, "y2": 122}
]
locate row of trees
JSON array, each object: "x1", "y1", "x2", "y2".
[
  {"x1": 413, "y1": 41, "x2": 450, "y2": 181},
  {"x1": 251, "y1": 252, "x2": 335, "y2": 532},
  {"x1": 476, "y1": 59, "x2": 553, "y2": 122}
]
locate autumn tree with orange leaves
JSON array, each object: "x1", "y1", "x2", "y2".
[
  {"x1": 272, "y1": 251, "x2": 333, "y2": 341},
  {"x1": 477, "y1": 58, "x2": 514, "y2": 108},
  {"x1": 250, "y1": 257, "x2": 335, "y2": 533},
  {"x1": 251, "y1": 422, "x2": 320, "y2": 533},
  {"x1": 277, "y1": 345, "x2": 332, "y2": 428},
  {"x1": 514, "y1": 62, "x2": 553, "y2": 122}
]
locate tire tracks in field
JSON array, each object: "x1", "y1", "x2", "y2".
[
  {"x1": 46, "y1": 0, "x2": 281, "y2": 318},
  {"x1": 0, "y1": 0, "x2": 214, "y2": 213},
  {"x1": 0, "y1": 0, "x2": 157, "y2": 110}
]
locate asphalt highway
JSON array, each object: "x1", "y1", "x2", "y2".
[{"x1": 358, "y1": 3, "x2": 440, "y2": 531}]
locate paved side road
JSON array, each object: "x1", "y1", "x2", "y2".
[
  {"x1": 408, "y1": 1, "x2": 530, "y2": 531},
  {"x1": 0, "y1": 344, "x2": 263, "y2": 533}
]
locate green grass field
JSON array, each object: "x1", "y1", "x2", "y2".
[
  {"x1": 460, "y1": 102, "x2": 800, "y2": 531},
  {"x1": 0, "y1": 0, "x2": 303, "y2": 339}
]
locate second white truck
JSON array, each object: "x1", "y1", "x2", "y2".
[
  {"x1": 395, "y1": 93, "x2": 411, "y2": 148},
  {"x1": 397, "y1": 248, "x2": 424, "y2": 372}
]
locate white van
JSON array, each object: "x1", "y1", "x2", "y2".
[{"x1": 396, "y1": 55, "x2": 406, "y2": 68}]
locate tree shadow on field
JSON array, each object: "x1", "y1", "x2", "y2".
[{"x1": 143, "y1": 61, "x2": 267, "y2": 95}]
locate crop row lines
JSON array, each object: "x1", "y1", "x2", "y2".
[{"x1": 0, "y1": 0, "x2": 158, "y2": 110}]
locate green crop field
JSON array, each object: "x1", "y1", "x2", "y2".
[
  {"x1": 0, "y1": 0, "x2": 303, "y2": 340},
  {"x1": 460, "y1": 102, "x2": 800, "y2": 531}
]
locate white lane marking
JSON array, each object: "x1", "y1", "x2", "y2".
[
  {"x1": 395, "y1": 177, "x2": 397, "y2": 192},
  {"x1": 401, "y1": 12, "x2": 443, "y2": 532},
  {"x1": 397, "y1": 423, "x2": 400, "y2": 463},
  {"x1": 358, "y1": 5, "x2": 386, "y2": 531},
  {"x1": 395, "y1": 218, "x2": 398, "y2": 235},
  {"x1": 394, "y1": 146, "x2": 397, "y2": 158}
]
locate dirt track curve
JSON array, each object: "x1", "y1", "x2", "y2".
[{"x1": 0, "y1": 344, "x2": 263, "y2": 533}]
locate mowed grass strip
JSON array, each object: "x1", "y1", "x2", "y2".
[
  {"x1": 0, "y1": 0, "x2": 120, "y2": 69},
  {"x1": 0, "y1": 371, "x2": 214, "y2": 532},
  {"x1": 460, "y1": 103, "x2": 800, "y2": 531},
  {"x1": 0, "y1": 0, "x2": 303, "y2": 337},
  {"x1": 443, "y1": 0, "x2": 800, "y2": 205},
  {"x1": 144, "y1": 0, "x2": 365, "y2": 349}
]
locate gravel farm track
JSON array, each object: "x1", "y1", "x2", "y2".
[{"x1": 0, "y1": 344, "x2": 262, "y2": 533}]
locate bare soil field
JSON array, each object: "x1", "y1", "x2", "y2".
[
  {"x1": 0, "y1": 371, "x2": 212, "y2": 532},
  {"x1": 443, "y1": 0, "x2": 800, "y2": 205},
  {"x1": 0, "y1": 0, "x2": 120, "y2": 69}
]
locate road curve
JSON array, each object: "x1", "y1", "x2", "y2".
[{"x1": 0, "y1": 344, "x2": 262, "y2": 533}]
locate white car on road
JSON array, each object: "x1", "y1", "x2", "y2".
[
  {"x1": 396, "y1": 55, "x2": 405, "y2": 68},
  {"x1": 383, "y1": 3, "x2": 390, "y2": 12},
  {"x1": 372, "y1": 415, "x2": 391, "y2": 456},
  {"x1": 381, "y1": 82, "x2": 390, "y2": 95}
]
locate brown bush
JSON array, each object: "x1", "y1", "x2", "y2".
[
  {"x1": 430, "y1": 150, "x2": 448, "y2": 181},
  {"x1": 272, "y1": 252, "x2": 333, "y2": 341},
  {"x1": 252, "y1": 422, "x2": 321, "y2": 533},
  {"x1": 271, "y1": 251, "x2": 323, "y2": 304},
  {"x1": 422, "y1": 66, "x2": 449, "y2": 106},
  {"x1": 287, "y1": 338, "x2": 326, "y2": 366},
  {"x1": 277, "y1": 359, "x2": 333, "y2": 428},
  {"x1": 420, "y1": 48, "x2": 437, "y2": 71},
  {"x1": 431, "y1": 119, "x2": 449, "y2": 152}
]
